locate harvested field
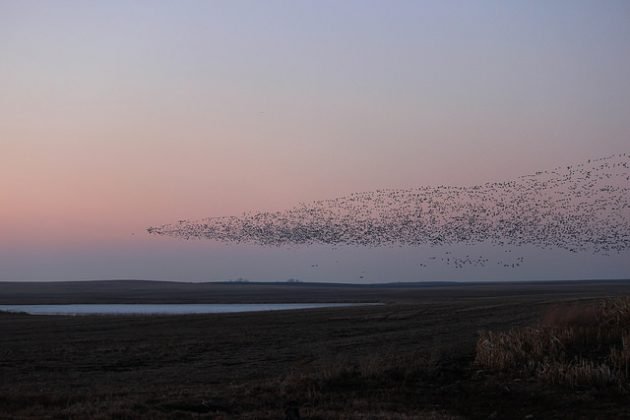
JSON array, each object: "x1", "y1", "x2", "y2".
[{"x1": 1, "y1": 280, "x2": 630, "y2": 418}]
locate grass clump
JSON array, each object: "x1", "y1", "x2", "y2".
[{"x1": 475, "y1": 297, "x2": 630, "y2": 390}]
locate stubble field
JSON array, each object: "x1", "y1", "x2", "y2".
[{"x1": 1, "y1": 280, "x2": 630, "y2": 419}]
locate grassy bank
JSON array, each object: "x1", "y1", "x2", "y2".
[{"x1": 1, "y1": 282, "x2": 630, "y2": 418}]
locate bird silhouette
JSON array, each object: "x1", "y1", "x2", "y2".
[{"x1": 148, "y1": 153, "x2": 630, "y2": 268}]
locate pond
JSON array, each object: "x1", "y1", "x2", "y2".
[{"x1": 0, "y1": 303, "x2": 376, "y2": 315}]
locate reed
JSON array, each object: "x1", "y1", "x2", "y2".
[{"x1": 475, "y1": 297, "x2": 630, "y2": 390}]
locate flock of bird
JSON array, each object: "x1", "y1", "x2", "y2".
[{"x1": 148, "y1": 153, "x2": 630, "y2": 267}]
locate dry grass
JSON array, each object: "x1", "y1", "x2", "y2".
[
  {"x1": 278, "y1": 350, "x2": 435, "y2": 405},
  {"x1": 475, "y1": 297, "x2": 630, "y2": 390},
  {"x1": 4, "y1": 282, "x2": 630, "y2": 418}
]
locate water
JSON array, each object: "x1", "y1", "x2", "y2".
[{"x1": 0, "y1": 303, "x2": 374, "y2": 316}]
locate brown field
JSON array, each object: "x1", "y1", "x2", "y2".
[{"x1": 1, "y1": 280, "x2": 630, "y2": 419}]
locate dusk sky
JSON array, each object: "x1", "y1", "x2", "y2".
[{"x1": 2, "y1": 1, "x2": 630, "y2": 282}]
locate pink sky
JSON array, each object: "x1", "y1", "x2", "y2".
[{"x1": 2, "y1": 1, "x2": 629, "y2": 281}]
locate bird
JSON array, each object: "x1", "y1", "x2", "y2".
[{"x1": 147, "y1": 153, "x2": 630, "y2": 268}]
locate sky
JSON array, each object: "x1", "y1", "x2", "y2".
[{"x1": 2, "y1": 0, "x2": 630, "y2": 282}]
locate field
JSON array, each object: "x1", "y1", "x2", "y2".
[{"x1": 2, "y1": 280, "x2": 630, "y2": 419}]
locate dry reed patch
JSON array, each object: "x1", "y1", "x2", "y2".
[{"x1": 475, "y1": 297, "x2": 630, "y2": 390}]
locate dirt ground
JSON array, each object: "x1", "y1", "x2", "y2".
[{"x1": 1, "y1": 280, "x2": 630, "y2": 419}]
